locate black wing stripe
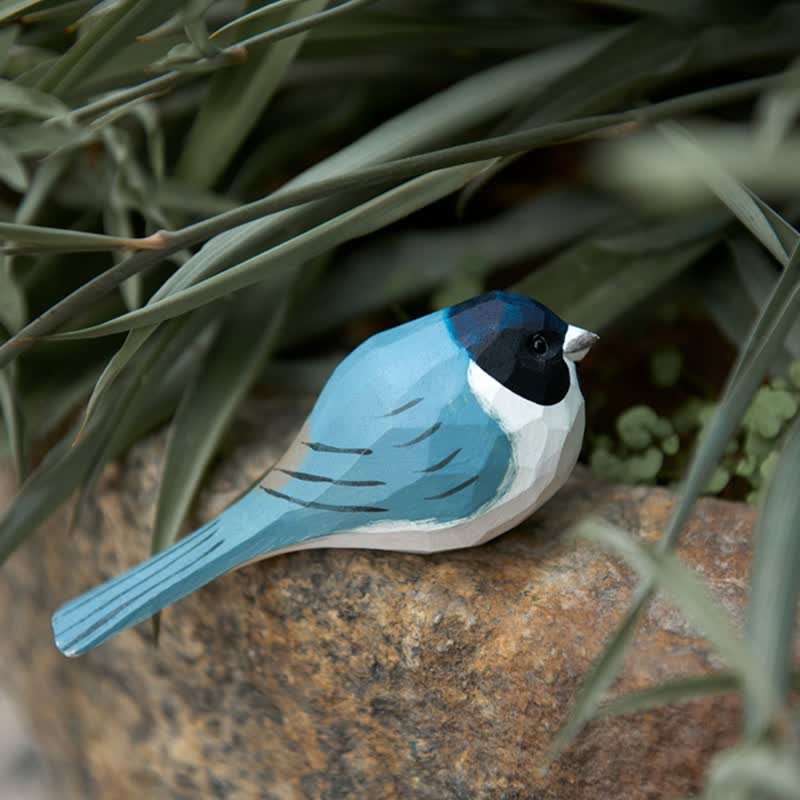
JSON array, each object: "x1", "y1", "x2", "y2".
[
  {"x1": 277, "y1": 469, "x2": 384, "y2": 487},
  {"x1": 304, "y1": 441, "x2": 372, "y2": 455},
  {"x1": 395, "y1": 422, "x2": 441, "y2": 448},
  {"x1": 417, "y1": 448, "x2": 461, "y2": 473},
  {"x1": 261, "y1": 486, "x2": 387, "y2": 513},
  {"x1": 425, "y1": 475, "x2": 479, "y2": 500},
  {"x1": 383, "y1": 398, "x2": 423, "y2": 417}
]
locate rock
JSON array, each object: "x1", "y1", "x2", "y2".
[{"x1": 0, "y1": 395, "x2": 756, "y2": 800}]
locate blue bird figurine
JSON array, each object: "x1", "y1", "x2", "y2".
[{"x1": 52, "y1": 291, "x2": 598, "y2": 656}]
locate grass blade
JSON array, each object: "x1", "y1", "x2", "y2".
[
  {"x1": 706, "y1": 744, "x2": 800, "y2": 800},
  {"x1": 0, "y1": 139, "x2": 28, "y2": 192},
  {"x1": 0, "y1": 68, "x2": 779, "y2": 371},
  {"x1": 50, "y1": 37, "x2": 607, "y2": 427},
  {"x1": 0, "y1": 79, "x2": 68, "y2": 117},
  {"x1": 514, "y1": 214, "x2": 723, "y2": 331},
  {"x1": 0, "y1": 221, "x2": 167, "y2": 251},
  {"x1": 597, "y1": 672, "x2": 740, "y2": 718},
  {"x1": 211, "y1": 0, "x2": 310, "y2": 40},
  {"x1": 0, "y1": 0, "x2": 45, "y2": 23},
  {"x1": 744, "y1": 417, "x2": 800, "y2": 736},
  {"x1": 37, "y1": 0, "x2": 182, "y2": 97},
  {"x1": 576, "y1": 518, "x2": 779, "y2": 728},
  {"x1": 152, "y1": 288, "x2": 289, "y2": 558},
  {"x1": 177, "y1": 0, "x2": 327, "y2": 189},
  {"x1": 50, "y1": 163, "x2": 495, "y2": 335},
  {"x1": 658, "y1": 123, "x2": 794, "y2": 265},
  {"x1": 283, "y1": 189, "x2": 613, "y2": 345},
  {"x1": 0, "y1": 310, "x2": 213, "y2": 564},
  {"x1": 547, "y1": 588, "x2": 648, "y2": 761},
  {"x1": 552, "y1": 237, "x2": 800, "y2": 760},
  {"x1": 0, "y1": 364, "x2": 25, "y2": 481}
]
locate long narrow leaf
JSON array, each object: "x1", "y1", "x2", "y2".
[
  {"x1": 0, "y1": 68, "x2": 781, "y2": 373},
  {"x1": 51, "y1": 164, "x2": 495, "y2": 336},
  {"x1": 177, "y1": 0, "x2": 327, "y2": 189},
  {"x1": 0, "y1": 0, "x2": 45, "y2": 23},
  {"x1": 152, "y1": 289, "x2": 290, "y2": 558},
  {"x1": 659, "y1": 123, "x2": 794, "y2": 265},
  {"x1": 283, "y1": 189, "x2": 613, "y2": 345},
  {"x1": 0, "y1": 221, "x2": 165, "y2": 251},
  {"x1": 0, "y1": 139, "x2": 28, "y2": 192},
  {"x1": 745, "y1": 418, "x2": 800, "y2": 736},
  {"x1": 61, "y1": 37, "x2": 609, "y2": 429},
  {"x1": 0, "y1": 311, "x2": 214, "y2": 564},
  {"x1": 597, "y1": 672, "x2": 741, "y2": 718},
  {"x1": 576, "y1": 518, "x2": 779, "y2": 728},
  {"x1": 554, "y1": 245, "x2": 800, "y2": 758},
  {"x1": 37, "y1": 0, "x2": 182, "y2": 97},
  {"x1": 0, "y1": 364, "x2": 24, "y2": 480},
  {"x1": 0, "y1": 79, "x2": 68, "y2": 117}
]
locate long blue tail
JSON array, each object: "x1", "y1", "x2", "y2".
[{"x1": 52, "y1": 518, "x2": 258, "y2": 657}]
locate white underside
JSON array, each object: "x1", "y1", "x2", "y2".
[{"x1": 265, "y1": 360, "x2": 585, "y2": 558}]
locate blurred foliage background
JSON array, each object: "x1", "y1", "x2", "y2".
[{"x1": 0, "y1": 0, "x2": 799, "y2": 796}]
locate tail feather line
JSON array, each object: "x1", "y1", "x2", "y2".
[
  {"x1": 60, "y1": 520, "x2": 219, "y2": 619},
  {"x1": 52, "y1": 520, "x2": 243, "y2": 657}
]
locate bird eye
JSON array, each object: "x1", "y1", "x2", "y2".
[{"x1": 528, "y1": 334, "x2": 548, "y2": 356}]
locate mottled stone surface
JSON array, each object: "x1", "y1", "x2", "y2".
[{"x1": 0, "y1": 395, "x2": 757, "y2": 800}]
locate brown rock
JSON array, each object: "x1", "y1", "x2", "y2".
[{"x1": 0, "y1": 395, "x2": 755, "y2": 799}]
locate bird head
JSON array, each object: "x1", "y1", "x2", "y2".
[{"x1": 447, "y1": 291, "x2": 598, "y2": 406}]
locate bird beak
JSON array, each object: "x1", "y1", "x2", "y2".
[{"x1": 563, "y1": 325, "x2": 599, "y2": 362}]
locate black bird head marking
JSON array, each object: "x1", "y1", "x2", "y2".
[{"x1": 447, "y1": 291, "x2": 596, "y2": 406}]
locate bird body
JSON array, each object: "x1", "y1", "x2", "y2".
[{"x1": 53, "y1": 292, "x2": 597, "y2": 656}]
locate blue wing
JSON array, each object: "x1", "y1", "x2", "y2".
[{"x1": 254, "y1": 308, "x2": 514, "y2": 545}]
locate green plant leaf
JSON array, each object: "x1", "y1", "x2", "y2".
[
  {"x1": 0, "y1": 64, "x2": 779, "y2": 374},
  {"x1": 0, "y1": 257, "x2": 26, "y2": 334},
  {"x1": 756, "y1": 67, "x2": 800, "y2": 156},
  {"x1": 0, "y1": 364, "x2": 25, "y2": 481},
  {"x1": 0, "y1": 78, "x2": 68, "y2": 117},
  {"x1": 231, "y1": 0, "x2": 380, "y2": 52},
  {"x1": 210, "y1": 0, "x2": 310, "y2": 40},
  {"x1": 53, "y1": 163, "x2": 497, "y2": 334},
  {"x1": 514, "y1": 220, "x2": 719, "y2": 332},
  {"x1": 49, "y1": 36, "x2": 609, "y2": 426},
  {"x1": 37, "y1": 0, "x2": 183, "y2": 97},
  {"x1": 547, "y1": 583, "x2": 649, "y2": 761},
  {"x1": 744, "y1": 418, "x2": 800, "y2": 736},
  {"x1": 705, "y1": 744, "x2": 800, "y2": 800},
  {"x1": 594, "y1": 122, "x2": 800, "y2": 265},
  {"x1": 0, "y1": 0, "x2": 46, "y2": 23},
  {"x1": 0, "y1": 139, "x2": 28, "y2": 192},
  {"x1": 457, "y1": 18, "x2": 697, "y2": 210},
  {"x1": 282, "y1": 189, "x2": 611, "y2": 346},
  {"x1": 575, "y1": 518, "x2": 779, "y2": 727},
  {"x1": 0, "y1": 23, "x2": 16, "y2": 71},
  {"x1": 152, "y1": 288, "x2": 290, "y2": 559},
  {"x1": 596, "y1": 672, "x2": 741, "y2": 718},
  {"x1": 554, "y1": 242, "x2": 800, "y2": 760},
  {"x1": 0, "y1": 220, "x2": 163, "y2": 251},
  {"x1": 155, "y1": 34, "x2": 607, "y2": 300},
  {"x1": 659, "y1": 123, "x2": 796, "y2": 266},
  {"x1": 743, "y1": 386, "x2": 797, "y2": 439},
  {"x1": 177, "y1": 0, "x2": 327, "y2": 189},
  {"x1": 0, "y1": 394, "x2": 121, "y2": 565},
  {"x1": 0, "y1": 309, "x2": 214, "y2": 564},
  {"x1": 650, "y1": 348, "x2": 683, "y2": 387}
]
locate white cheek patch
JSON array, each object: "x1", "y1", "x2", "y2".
[{"x1": 467, "y1": 359, "x2": 584, "y2": 507}]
